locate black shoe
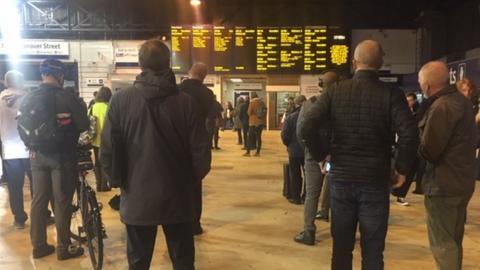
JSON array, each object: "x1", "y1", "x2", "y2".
[
  {"x1": 294, "y1": 230, "x2": 315, "y2": 246},
  {"x1": 254, "y1": 152, "x2": 260, "y2": 157},
  {"x1": 243, "y1": 152, "x2": 251, "y2": 157},
  {"x1": 57, "y1": 245, "x2": 84, "y2": 261},
  {"x1": 214, "y1": 147, "x2": 221, "y2": 150},
  {"x1": 13, "y1": 221, "x2": 26, "y2": 230},
  {"x1": 193, "y1": 225, "x2": 204, "y2": 236},
  {"x1": 109, "y1": 195, "x2": 120, "y2": 211},
  {"x1": 288, "y1": 198, "x2": 302, "y2": 205},
  {"x1": 315, "y1": 211, "x2": 329, "y2": 222},
  {"x1": 33, "y1": 244, "x2": 55, "y2": 259}
]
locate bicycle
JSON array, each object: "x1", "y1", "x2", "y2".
[{"x1": 70, "y1": 145, "x2": 105, "y2": 270}]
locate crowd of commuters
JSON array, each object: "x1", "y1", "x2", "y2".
[
  {"x1": 0, "y1": 37, "x2": 477, "y2": 270},
  {"x1": 280, "y1": 40, "x2": 477, "y2": 270}
]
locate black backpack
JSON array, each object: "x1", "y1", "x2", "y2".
[{"x1": 17, "y1": 87, "x2": 59, "y2": 152}]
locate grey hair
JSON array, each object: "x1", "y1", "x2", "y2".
[{"x1": 4, "y1": 70, "x2": 25, "y2": 89}]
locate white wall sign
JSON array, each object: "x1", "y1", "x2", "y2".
[
  {"x1": 114, "y1": 48, "x2": 139, "y2": 63},
  {"x1": 86, "y1": 78, "x2": 107, "y2": 87},
  {"x1": 300, "y1": 75, "x2": 321, "y2": 98},
  {"x1": 232, "y1": 83, "x2": 263, "y2": 91},
  {"x1": 0, "y1": 40, "x2": 69, "y2": 56}
]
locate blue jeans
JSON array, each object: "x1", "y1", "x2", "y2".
[
  {"x1": 3, "y1": 159, "x2": 32, "y2": 223},
  {"x1": 330, "y1": 179, "x2": 390, "y2": 270}
]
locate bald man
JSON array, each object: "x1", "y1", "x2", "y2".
[
  {"x1": 178, "y1": 62, "x2": 215, "y2": 235},
  {"x1": 319, "y1": 71, "x2": 338, "y2": 93},
  {"x1": 418, "y1": 61, "x2": 477, "y2": 270},
  {"x1": 179, "y1": 63, "x2": 214, "y2": 120},
  {"x1": 299, "y1": 40, "x2": 418, "y2": 269}
]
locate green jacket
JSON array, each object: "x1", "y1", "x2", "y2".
[{"x1": 419, "y1": 86, "x2": 477, "y2": 196}]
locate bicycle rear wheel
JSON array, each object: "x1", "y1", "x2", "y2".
[
  {"x1": 82, "y1": 187, "x2": 104, "y2": 270},
  {"x1": 70, "y1": 185, "x2": 86, "y2": 242}
]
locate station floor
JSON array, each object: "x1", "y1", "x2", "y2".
[{"x1": 0, "y1": 130, "x2": 479, "y2": 270}]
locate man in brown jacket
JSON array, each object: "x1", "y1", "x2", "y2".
[
  {"x1": 418, "y1": 61, "x2": 477, "y2": 270},
  {"x1": 244, "y1": 92, "x2": 267, "y2": 156}
]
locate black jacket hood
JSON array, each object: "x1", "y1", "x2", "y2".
[{"x1": 133, "y1": 68, "x2": 178, "y2": 100}]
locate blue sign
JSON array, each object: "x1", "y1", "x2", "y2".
[{"x1": 448, "y1": 58, "x2": 480, "y2": 87}]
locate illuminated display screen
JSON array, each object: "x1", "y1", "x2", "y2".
[
  {"x1": 328, "y1": 27, "x2": 350, "y2": 68},
  {"x1": 192, "y1": 26, "x2": 213, "y2": 71},
  {"x1": 170, "y1": 25, "x2": 350, "y2": 74},
  {"x1": 213, "y1": 26, "x2": 234, "y2": 72},
  {"x1": 257, "y1": 27, "x2": 280, "y2": 72},
  {"x1": 234, "y1": 27, "x2": 256, "y2": 73},
  {"x1": 304, "y1": 26, "x2": 328, "y2": 72},
  {"x1": 280, "y1": 27, "x2": 304, "y2": 72},
  {"x1": 171, "y1": 26, "x2": 192, "y2": 73}
]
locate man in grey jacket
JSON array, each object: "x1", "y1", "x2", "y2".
[
  {"x1": 418, "y1": 61, "x2": 477, "y2": 270},
  {"x1": 294, "y1": 71, "x2": 338, "y2": 245}
]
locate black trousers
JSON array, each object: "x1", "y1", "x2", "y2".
[
  {"x1": 192, "y1": 182, "x2": 202, "y2": 229},
  {"x1": 247, "y1": 125, "x2": 264, "y2": 153},
  {"x1": 93, "y1": 146, "x2": 109, "y2": 191},
  {"x1": 236, "y1": 128, "x2": 243, "y2": 144},
  {"x1": 288, "y1": 157, "x2": 305, "y2": 201},
  {"x1": 212, "y1": 127, "x2": 220, "y2": 148},
  {"x1": 392, "y1": 156, "x2": 419, "y2": 198},
  {"x1": 242, "y1": 124, "x2": 249, "y2": 148},
  {"x1": 126, "y1": 223, "x2": 194, "y2": 270}
]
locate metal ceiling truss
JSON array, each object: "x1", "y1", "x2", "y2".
[{"x1": 20, "y1": 0, "x2": 164, "y2": 38}]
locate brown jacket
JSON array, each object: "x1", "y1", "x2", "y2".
[
  {"x1": 247, "y1": 97, "x2": 267, "y2": 127},
  {"x1": 419, "y1": 86, "x2": 477, "y2": 197}
]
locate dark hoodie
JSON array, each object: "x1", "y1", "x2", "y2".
[{"x1": 100, "y1": 69, "x2": 211, "y2": 225}]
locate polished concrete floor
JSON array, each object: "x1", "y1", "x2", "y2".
[{"x1": 0, "y1": 130, "x2": 479, "y2": 270}]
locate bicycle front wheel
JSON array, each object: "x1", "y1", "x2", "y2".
[{"x1": 82, "y1": 188, "x2": 104, "y2": 270}]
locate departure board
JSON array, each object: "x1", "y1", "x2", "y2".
[
  {"x1": 304, "y1": 26, "x2": 328, "y2": 72},
  {"x1": 257, "y1": 27, "x2": 280, "y2": 72},
  {"x1": 170, "y1": 25, "x2": 350, "y2": 74},
  {"x1": 328, "y1": 26, "x2": 350, "y2": 70},
  {"x1": 213, "y1": 26, "x2": 234, "y2": 72},
  {"x1": 171, "y1": 26, "x2": 192, "y2": 73},
  {"x1": 192, "y1": 26, "x2": 213, "y2": 71},
  {"x1": 280, "y1": 27, "x2": 304, "y2": 72},
  {"x1": 234, "y1": 27, "x2": 256, "y2": 73}
]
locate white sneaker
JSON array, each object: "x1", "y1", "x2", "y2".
[{"x1": 396, "y1": 197, "x2": 410, "y2": 206}]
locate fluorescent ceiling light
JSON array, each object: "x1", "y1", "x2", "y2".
[
  {"x1": 230, "y1": 78, "x2": 243, "y2": 83},
  {"x1": 0, "y1": 0, "x2": 22, "y2": 66},
  {"x1": 190, "y1": 0, "x2": 201, "y2": 6}
]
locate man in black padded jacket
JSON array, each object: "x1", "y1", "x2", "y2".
[{"x1": 299, "y1": 40, "x2": 418, "y2": 270}]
